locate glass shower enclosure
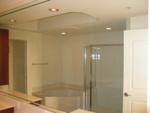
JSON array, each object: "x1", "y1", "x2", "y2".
[{"x1": 84, "y1": 44, "x2": 123, "y2": 113}]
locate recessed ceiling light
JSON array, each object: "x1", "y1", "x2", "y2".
[
  {"x1": 9, "y1": 19, "x2": 16, "y2": 23},
  {"x1": 49, "y1": 8, "x2": 59, "y2": 12},
  {"x1": 61, "y1": 32, "x2": 66, "y2": 35},
  {"x1": 106, "y1": 27, "x2": 111, "y2": 30}
]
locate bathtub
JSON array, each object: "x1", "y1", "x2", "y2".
[{"x1": 33, "y1": 87, "x2": 83, "y2": 112}]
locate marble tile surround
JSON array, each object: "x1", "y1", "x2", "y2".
[{"x1": 32, "y1": 83, "x2": 83, "y2": 92}]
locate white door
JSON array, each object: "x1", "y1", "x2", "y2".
[{"x1": 123, "y1": 29, "x2": 148, "y2": 113}]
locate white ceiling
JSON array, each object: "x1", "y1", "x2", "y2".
[{"x1": 0, "y1": 0, "x2": 148, "y2": 36}]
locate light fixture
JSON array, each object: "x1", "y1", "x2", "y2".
[
  {"x1": 106, "y1": 27, "x2": 111, "y2": 30},
  {"x1": 49, "y1": 8, "x2": 59, "y2": 12},
  {"x1": 61, "y1": 32, "x2": 66, "y2": 35},
  {"x1": 9, "y1": 19, "x2": 16, "y2": 23}
]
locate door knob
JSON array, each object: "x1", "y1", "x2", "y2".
[{"x1": 124, "y1": 92, "x2": 131, "y2": 97}]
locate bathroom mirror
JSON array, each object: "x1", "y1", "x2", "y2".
[{"x1": 0, "y1": 0, "x2": 148, "y2": 113}]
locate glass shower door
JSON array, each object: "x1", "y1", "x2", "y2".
[{"x1": 84, "y1": 45, "x2": 123, "y2": 113}]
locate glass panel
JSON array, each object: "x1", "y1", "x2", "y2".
[
  {"x1": 91, "y1": 45, "x2": 123, "y2": 113},
  {"x1": 84, "y1": 46, "x2": 92, "y2": 111}
]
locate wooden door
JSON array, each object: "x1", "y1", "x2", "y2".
[
  {"x1": 0, "y1": 29, "x2": 9, "y2": 85},
  {"x1": 123, "y1": 29, "x2": 148, "y2": 113}
]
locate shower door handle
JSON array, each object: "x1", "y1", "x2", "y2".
[{"x1": 124, "y1": 92, "x2": 131, "y2": 97}]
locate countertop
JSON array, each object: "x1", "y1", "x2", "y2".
[
  {"x1": 0, "y1": 100, "x2": 14, "y2": 110},
  {"x1": 0, "y1": 89, "x2": 41, "y2": 103}
]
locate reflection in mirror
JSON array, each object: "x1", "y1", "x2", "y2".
[
  {"x1": 0, "y1": 0, "x2": 148, "y2": 113},
  {"x1": 0, "y1": 90, "x2": 66, "y2": 113}
]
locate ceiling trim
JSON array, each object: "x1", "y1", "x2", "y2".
[{"x1": 0, "y1": 0, "x2": 50, "y2": 17}]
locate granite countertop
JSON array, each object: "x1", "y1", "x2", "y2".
[{"x1": 0, "y1": 100, "x2": 14, "y2": 110}]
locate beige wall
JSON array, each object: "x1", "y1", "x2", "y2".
[
  {"x1": 40, "y1": 34, "x2": 63, "y2": 86},
  {"x1": 126, "y1": 15, "x2": 148, "y2": 30},
  {"x1": 94, "y1": 31, "x2": 123, "y2": 44}
]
